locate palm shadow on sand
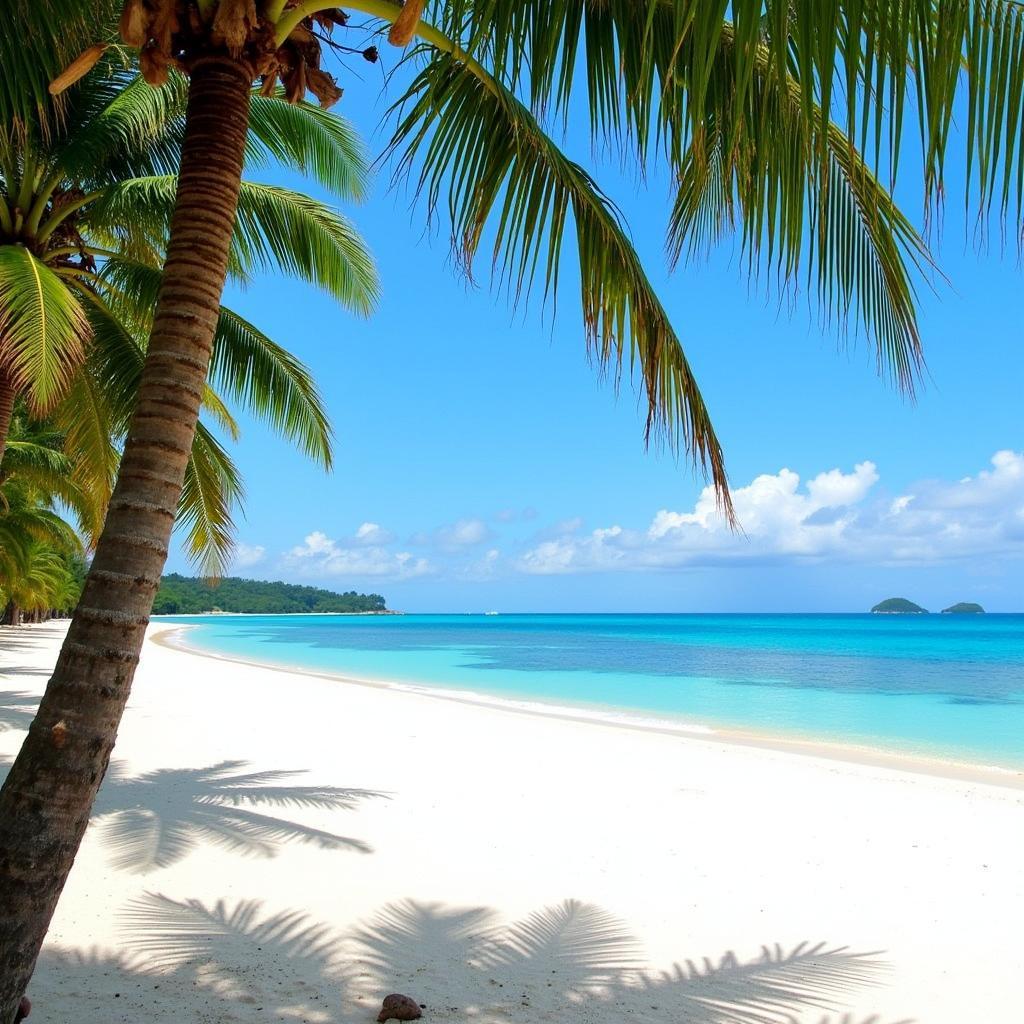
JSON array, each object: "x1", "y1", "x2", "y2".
[
  {"x1": 32, "y1": 892, "x2": 912, "y2": 1024},
  {"x1": 90, "y1": 760, "x2": 388, "y2": 873},
  {"x1": 0, "y1": 623, "x2": 69, "y2": 653},
  {"x1": 0, "y1": 690, "x2": 39, "y2": 732}
]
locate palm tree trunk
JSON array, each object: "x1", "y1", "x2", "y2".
[
  {"x1": 0, "y1": 366, "x2": 16, "y2": 463},
  {"x1": 0, "y1": 55, "x2": 253, "y2": 1022}
]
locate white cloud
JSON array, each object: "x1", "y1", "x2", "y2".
[
  {"x1": 284, "y1": 531, "x2": 431, "y2": 579},
  {"x1": 354, "y1": 522, "x2": 395, "y2": 545},
  {"x1": 413, "y1": 517, "x2": 495, "y2": 551},
  {"x1": 232, "y1": 542, "x2": 266, "y2": 569},
  {"x1": 516, "y1": 451, "x2": 1024, "y2": 575}
]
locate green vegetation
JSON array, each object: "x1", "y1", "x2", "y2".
[
  {"x1": 871, "y1": 598, "x2": 928, "y2": 614},
  {"x1": 0, "y1": 413, "x2": 87, "y2": 624},
  {"x1": 0, "y1": 59, "x2": 375, "y2": 573},
  {"x1": 942, "y1": 602, "x2": 985, "y2": 614},
  {"x1": 152, "y1": 574, "x2": 386, "y2": 615}
]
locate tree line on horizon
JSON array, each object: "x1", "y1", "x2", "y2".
[
  {"x1": 3, "y1": 0, "x2": 1024, "y2": 1018},
  {"x1": 152, "y1": 573, "x2": 386, "y2": 614}
]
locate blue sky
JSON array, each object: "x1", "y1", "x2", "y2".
[{"x1": 165, "y1": 62, "x2": 1023, "y2": 612}]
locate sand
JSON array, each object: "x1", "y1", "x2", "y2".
[{"x1": 2, "y1": 620, "x2": 1022, "y2": 1024}]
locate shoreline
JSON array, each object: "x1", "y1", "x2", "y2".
[
  {"x1": 5, "y1": 619, "x2": 1023, "y2": 1024},
  {"x1": 154, "y1": 622, "x2": 1024, "y2": 792}
]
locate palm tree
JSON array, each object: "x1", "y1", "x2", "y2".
[
  {"x1": 0, "y1": 544, "x2": 82, "y2": 625},
  {"x1": 0, "y1": 417, "x2": 85, "y2": 626},
  {"x1": 3, "y1": 1, "x2": 1024, "y2": 1016},
  {"x1": 0, "y1": 60, "x2": 377, "y2": 570}
]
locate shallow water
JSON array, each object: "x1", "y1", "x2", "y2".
[{"x1": 164, "y1": 613, "x2": 1024, "y2": 768}]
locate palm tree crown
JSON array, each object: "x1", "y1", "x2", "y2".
[
  {"x1": 0, "y1": 61, "x2": 379, "y2": 570},
  {"x1": 29, "y1": 0, "x2": 1020, "y2": 509}
]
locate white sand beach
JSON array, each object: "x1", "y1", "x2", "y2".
[{"x1": 2, "y1": 620, "x2": 1022, "y2": 1024}]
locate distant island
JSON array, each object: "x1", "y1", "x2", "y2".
[
  {"x1": 152, "y1": 574, "x2": 388, "y2": 615},
  {"x1": 871, "y1": 597, "x2": 928, "y2": 614},
  {"x1": 941, "y1": 602, "x2": 985, "y2": 614}
]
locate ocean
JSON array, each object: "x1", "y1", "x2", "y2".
[{"x1": 164, "y1": 612, "x2": 1024, "y2": 769}]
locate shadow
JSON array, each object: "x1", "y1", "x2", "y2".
[
  {"x1": 91, "y1": 760, "x2": 388, "y2": 874},
  {"x1": 27, "y1": 892, "x2": 911, "y2": 1023},
  {"x1": 0, "y1": 624, "x2": 68, "y2": 651},
  {"x1": 0, "y1": 690, "x2": 38, "y2": 732},
  {"x1": 351, "y1": 898, "x2": 891, "y2": 1024},
  {"x1": 35, "y1": 897, "x2": 349, "y2": 1023}
]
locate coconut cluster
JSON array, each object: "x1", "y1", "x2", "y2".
[{"x1": 117, "y1": 0, "x2": 345, "y2": 106}]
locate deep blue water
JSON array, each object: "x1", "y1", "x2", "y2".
[{"x1": 163, "y1": 613, "x2": 1024, "y2": 768}]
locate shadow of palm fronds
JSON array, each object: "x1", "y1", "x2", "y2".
[
  {"x1": 353, "y1": 898, "x2": 501, "y2": 978},
  {"x1": 792, "y1": 1017, "x2": 915, "y2": 1024},
  {"x1": 0, "y1": 690, "x2": 39, "y2": 732},
  {"x1": 0, "y1": 624, "x2": 67, "y2": 650},
  {"x1": 116, "y1": 892, "x2": 349, "y2": 1017},
  {"x1": 122, "y1": 892, "x2": 342, "y2": 971},
  {"x1": 478, "y1": 899, "x2": 643, "y2": 988},
  {"x1": 108, "y1": 893, "x2": 907, "y2": 1024},
  {"x1": 92, "y1": 759, "x2": 387, "y2": 873},
  {"x1": 350, "y1": 898, "x2": 888, "y2": 1023},
  {"x1": 634, "y1": 941, "x2": 887, "y2": 1024}
]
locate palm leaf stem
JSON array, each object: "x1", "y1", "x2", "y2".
[
  {"x1": 16, "y1": 151, "x2": 38, "y2": 212},
  {"x1": 47, "y1": 245, "x2": 120, "y2": 260},
  {"x1": 37, "y1": 188, "x2": 105, "y2": 245},
  {"x1": 25, "y1": 172, "x2": 65, "y2": 235},
  {"x1": 264, "y1": 0, "x2": 289, "y2": 22}
]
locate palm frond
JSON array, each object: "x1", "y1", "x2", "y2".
[
  {"x1": 0, "y1": 537, "x2": 81, "y2": 612},
  {"x1": 210, "y1": 307, "x2": 333, "y2": 469},
  {"x1": 178, "y1": 421, "x2": 244, "y2": 579},
  {"x1": 386, "y1": 53, "x2": 730, "y2": 508},
  {"x1": 667, "y1": 24, "x2": 935, "y2": 392},
  {"x1": 201, "y1": 385, "x2": 241, "y2": 443},
  {"x1": 53, "y1": 69, "x2": 190, "y2": 184},
  {"x1": 97, "y1": 257, "x2": 334, "y2": 467},
  {"x1": 0, "y1": 0, "x2": 119, "y2": 136},
  {"x1": 0, "y1": 245, "x2": 89, "y2": 412},
  {"x1": 233, "y1": 182, "x2": 379, "y2": 313},
  {"x1": 50, "y1": 372, "x2": 120, "y2": 542},
  {"x1": 0, "y1": 491, "x2": 81, "y2": 555},
  {"x1": 1, "y1": 408, "x2": 106, "y2": 544},
  {"x1": 85, "y1": 178, "x2": 379, "y2": 313},
  {"x1": 247, "y1": 91, "x2": 370, "y2": 202},
  {"x1": 52, "y1": 75, "x2": 367, "y2": 194},
  {"x1": 1, "y1": 435, "x2": 71, "y2": 479},
  {"x1": 435, "y1": 0, "x2": 1024, "y2": 220},
  {"x1": 77, "y1": 295, "x2": 147, "y2": 433}
]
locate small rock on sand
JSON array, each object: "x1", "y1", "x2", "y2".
[{"x1": 376, "y1": 993, "x2": 423, "y2": 1022}]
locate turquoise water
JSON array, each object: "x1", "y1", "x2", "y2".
[{"x1": 164, "y1": 613, "x2": 1024, "y2": 768}]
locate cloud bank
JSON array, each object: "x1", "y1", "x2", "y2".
[
  {"x1": 283, "y1": 529, "x2": 431, "y2": 580},
  {"x1": 517, "y1": 450, "x2": 1024, "y2": 574},
  {"x1": 250, "y1": 450, "x2": 1024, "y2": 583}
]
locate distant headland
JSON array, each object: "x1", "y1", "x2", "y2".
[
  {"x1": 941, "y1": 602, "x2": 985, "y2": 614},
  {"x1": 870, "y1": 597, "x2": 927, "y2": 614},
  {"x1": 152, "y1": 574, "x2": 389, "y2": 615}
]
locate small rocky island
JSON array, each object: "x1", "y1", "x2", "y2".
[
  {"x1": 941, "y1": 602, "x2": 985, "y2": 614},
  {"x1": 871, "y1": 597, "x2": 928, "y2": 614}
]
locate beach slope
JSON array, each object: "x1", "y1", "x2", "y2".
[{"x1": 1, "y1": 621, "x2": 1021, "y2": 1023}]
